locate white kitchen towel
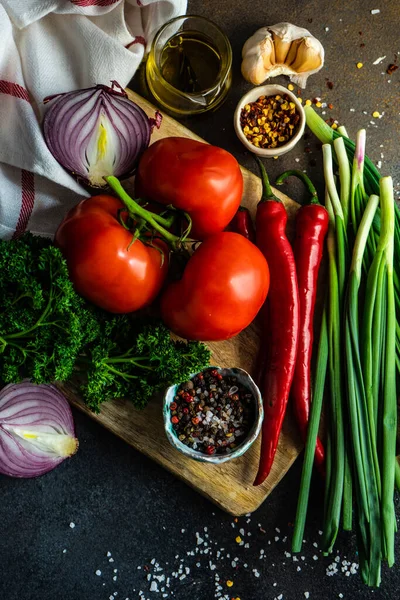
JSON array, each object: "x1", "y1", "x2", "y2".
[{"x1": 0, "y1": 0, "x2": 186, "y2": 239}]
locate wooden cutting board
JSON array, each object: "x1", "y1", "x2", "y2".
[{"x1": 58, "y1": 90, "x2": 303, "y2": 516}]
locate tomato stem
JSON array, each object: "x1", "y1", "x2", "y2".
[
  {"x1": 105, "y1": 176, "x2": 183, "y2": 248},
  {"x1": 275, "y1": 169, "x2": 320, "y2": 205}
]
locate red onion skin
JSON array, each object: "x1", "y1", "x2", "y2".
[
  {"x1": 42, "y1": 83, "x2": 158, "y2": 187},
  {"x1": 0, "y1": 383, "x2": 78, "y2": 478}
]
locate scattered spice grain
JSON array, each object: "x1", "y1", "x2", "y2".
[{"x1": 387, "y1": 63, "x2": 398, "y2": 75}]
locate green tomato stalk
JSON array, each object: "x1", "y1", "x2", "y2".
[{"x1": 105, "y1": 176, "x2": 192, "y2": 249}]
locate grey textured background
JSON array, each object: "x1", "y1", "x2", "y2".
[{"x1": 1, "y1": 2, "x2": 399, "y2": 600}]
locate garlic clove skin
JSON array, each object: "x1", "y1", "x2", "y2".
[
  {"x1": 289, "y1": 36, "x2": 324, "y2": 72},
  {"x1": 285, "y1": 38, "x2": 303, "y2": 67},
  {"x1": 272, "y1": 31, "x2": 292, "y2": 64},
  {"x1": 241, "y1": 22, "x2": 324, "y2": 89},
  {"x1": 241, "y1": 55, "x2": 268, "y2": 86},
  {"x1": 262, "y1": 37, "x2": 276, "y2": 70},
  {"x1": 241, "y1": 29, "x2": 276, "y2": 85}
]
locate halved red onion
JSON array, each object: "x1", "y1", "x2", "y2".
[
  {"x1": 43, "y1": 82, "x2": 161, "y2": 187},
  {"x1": 0, "y1": 382, "x2": 78, "y2": 478}
]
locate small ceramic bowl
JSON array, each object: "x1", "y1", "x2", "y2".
[
  {"x1": 163, "y1": 366, "x2": 263, "y2": 464},
  {"x1": 234, "y1": 83, "x2": 306, "y2": 158}
]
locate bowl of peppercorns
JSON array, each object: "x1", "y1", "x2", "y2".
[
  {"x1": 163, "y1": 366, "x2": 263, "y2": 464},
  {"x1": 234, "y1": 84, "x2": 305, "y2": 157}
]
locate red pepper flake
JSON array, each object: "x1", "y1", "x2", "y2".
[
  {"x1": 326, "y1": 80, "x2": 334, "y2": 89},
  {"x1": 206, "y1": 445, "x2": 216, "y2": 455},
  {"x1": 360, "y1": 43, "x2": 365, "y2": 48},
  {"x1": 387, "y1": 64, "x2": 398, "y2": 75},
  {"x1": 328, "y1": 103, "x2": 334, "y2": 110},
  {"x1": 183, "y1": 407, "x2": 189, "y2": 414},
  {"x1": 171, "y1": 416, "x2": 179, "y2": 424},
  {"x1": 170, "y1": 402, "x2": 177, "y2": 411},
  {"x1": 192, "y1": 417, "x2": 200, "y2": 425},
  {"x1": 305, "y1": 147, "x2": 312, "y2": 153}
]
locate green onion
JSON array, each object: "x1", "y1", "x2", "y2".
[
  {"x1": 345, "y1": 192, "x2": 382, "y2": 585},
  {"x1": 378, "y1": 177, "x2": 396, "y2": 567},
  {"x1": 292, "y1": 306, "x2": 328, "y2": 552},
  {"x1": 322, "y1": 191, "x2": 345, "y2": 554}
]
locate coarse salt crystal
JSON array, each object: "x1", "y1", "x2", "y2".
[
  {"x1": 95, "y1": 570, "x2": 102, "y2": 576},
  {"x1": 107, "y1": 552, "x2": 112, "y2": 557},
  {"x1": 63, "y1": 549, "x2": 67, "y2": 554},
  {"x1": 297, "y1": 566, "x2": 301, "y2": 572},
  {"x1": 150, "y1": 581, "x2": 158, "y2": 592},
  {"x1": 304, "y1": 593, "x2": 310, "y2": 599},
  {"x1": 113, "y1": 576, "x2": 117, "y2": 582},
  {"x1": 69, "y1": 522, "x2": 75, "y2": 529},
  {"x1": 371, "y1": 9, "x2": 380, "y2": 14},
  {"x1": 373, "y1": 56, "x2": 386, "y2": 65},
  {"x1": 253, "y1": 569, "x2": 260, "y2": 578},
  {"x1": 109, "y1": 558, "x2": 114, "y2": 563}
]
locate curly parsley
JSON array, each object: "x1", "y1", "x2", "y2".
[{"x1": 0, "y1": 234, "x2": 210, "y2": 412}]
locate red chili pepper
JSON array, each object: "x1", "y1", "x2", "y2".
[
  {"x1": 276, "y1": 170, "x2": 329, "y2": 472},
  {"x1": 253, "y1": 157, "x2": 300, "y2": 486},
  {"x1": 229, "y1": 206, "x2": 256, "y2": 242}
]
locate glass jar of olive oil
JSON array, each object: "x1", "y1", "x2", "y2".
[{"x1": 146, "y1": 16, "x2": 232, "y2": 116}]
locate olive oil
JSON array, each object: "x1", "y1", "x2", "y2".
[{"x1": 160, "y1": 31, "x2": 222, "y2": 94}]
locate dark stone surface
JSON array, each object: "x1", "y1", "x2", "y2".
[{"x1": 1, "y1": 3, "x2": 399, "y2": 600}]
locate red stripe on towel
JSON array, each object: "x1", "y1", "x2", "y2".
[
  {"x1": 13, "y1": 170, "x2": 35, "y2": 239},
  {"x1": 71, "y1": 0, "x2": 121, "y2": 6},
  {"x1": 0, "y1": 80, "x2": 30, "y2": 103},
  {"x1": 125, "y1": 36, "x2": 146, "y2": 49}
]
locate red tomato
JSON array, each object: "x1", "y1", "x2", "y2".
[
  {"x1": 135, "y1": 137, "x2": 243, "y2": 240},
  {"x1": 160, "y1": 232, "x2": 270, "y2": 341},
  {"x1": 55, "y1": 195, "x2": 168, "y2": 313}
]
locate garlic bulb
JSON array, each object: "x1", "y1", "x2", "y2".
[{"x1": 241, "y1": 23, "x2": 324, "y2": 88}]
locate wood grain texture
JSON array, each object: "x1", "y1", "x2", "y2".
[{"x1": 60, "y1": 90, "x2": 303, "y2": 516}]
